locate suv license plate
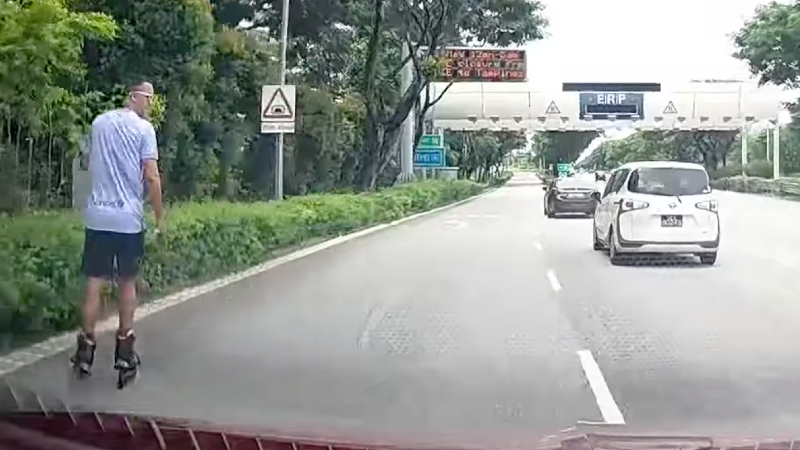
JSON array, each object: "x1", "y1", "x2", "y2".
[{"x1": 661, "y1": 215, "x2": 683, "y2": 227}]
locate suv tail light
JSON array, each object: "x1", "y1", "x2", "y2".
[
  {"x1": 695, "y1": 200, "x2": 718, "y2": 212},
  {"x1": 620, "y1": 199, "x2": 649, "y2": 211}
]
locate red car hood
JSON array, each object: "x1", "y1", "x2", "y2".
[
  {"x1": 2, "y1": 410, "x2": 798, "y2": 450},
  {"x1": 0, "y1": 384, "x2": 795, "y2": 450}
]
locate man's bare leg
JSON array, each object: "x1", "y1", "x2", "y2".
[
  {"x1": 114, "y1": 277, "x2": 141, "y2": 375},
  {"x1": 117, "y1": 278, "x2": 138, "y2": 335},
  {"x1": 81, "y1": 277, "x2": 106, "y2": 336},
  {"x1": 72, "y1": 276, "x2": 106, "y2": 374}
]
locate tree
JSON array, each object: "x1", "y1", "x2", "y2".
[
  {"x1": 587, "y1": 130, "x2": 739, "y2": 172},
  {"x1": 733, "y1": 1, "x2": 800, "y2": 177},
  {"x1": 733, "y1": 2, "x2": 800, "y2": 88},
  {"x1": 531, "y1": 131, "x2": 600, "y2": 169},
  {"x1": 0, "y1": 0, "x2": 117, "y2": 212},
  {"x1": 75, "y1": 0, "x2": 218, "y2": 198},
  {"x1": 1, "y1": 0, "x2": 548, "y2": 214},
  {"x1": 343, "y1": 0, "x2": 547, "y2": 189},
  {"x1": 445, "y1": 129, "x2": 525, "y2": 181}
]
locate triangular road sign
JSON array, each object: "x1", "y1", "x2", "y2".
[
  {"x1": 663, "y1": 101, "x2": 678, "y2": 114},
  {"x1": 545, "y1": 101, "x2": 561, "y2": 114},
  {"x1": 262, "y1": 87, "x2": 294, "y2": 119}
]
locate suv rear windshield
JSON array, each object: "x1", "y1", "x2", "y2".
[
  {"x1": 627, "y1": 167, "x2": 710, "y2": 196},
  {"x1": 556, "y1": 178, "x2": 596, "y2": 189}
]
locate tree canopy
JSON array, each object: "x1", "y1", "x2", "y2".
[
  {"x1": 531, "y1": 131, "x2": 601, "y2": 168},
  {"x1": 0, "y1": 0, "x2": 547, "y2": 214},
  {"x1": 733, "y1": 1, "x2": 800, "y2": 89}
]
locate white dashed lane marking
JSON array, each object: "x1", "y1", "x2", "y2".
[
  {"x1": 546, "y1": 269, "x2": 562, "y2": 292},
  {"x1": 577, "y1": 349, "x2": 626, "y2": 425}
]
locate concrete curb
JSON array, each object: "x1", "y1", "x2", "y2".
[{"x1": 0, "y1": 186, "x2": 499, "y2": 377}]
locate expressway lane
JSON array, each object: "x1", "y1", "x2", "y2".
[
  {"x1": 2, "y1": 173, "x2": 599, "y2": 443},
  {"x1": 6, "y1": 172, "x2": 800, "y2": 443},
  {"x1": 536, "y1": 180, "x2": 800, "y2": 438}
]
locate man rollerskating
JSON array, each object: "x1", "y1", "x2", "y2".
[{"x1": 71, "y1": 82, "x2": 164, "y2": 389}]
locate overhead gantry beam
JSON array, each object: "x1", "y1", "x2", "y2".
[{"x1": 425, "y1": 81, "x2": 787, "y2": 132}]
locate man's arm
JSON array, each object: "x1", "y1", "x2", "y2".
[
  {"x1": 141, "y1": 125, "x2": 163, "y2": 228},
  {"x1": 143, "y1": 160, "x2": 163, "y2": 227}
]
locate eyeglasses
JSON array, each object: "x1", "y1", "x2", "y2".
[{"x1": 132, "y1": 91, "x2": 153, "y2": 99}]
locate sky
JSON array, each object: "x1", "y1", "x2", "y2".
[{"x1": 525, "y1": 0, "x2": 775, "y2": 84}]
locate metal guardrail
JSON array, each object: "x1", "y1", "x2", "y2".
[{"x1": 711, "y1": 176, "x2": 800, "y2": 198}]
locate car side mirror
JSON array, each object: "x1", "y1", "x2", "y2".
[
  {"x1": 542, "y1": 186, "x2": 548, "y2": 191},
  {"x1": 591, "y1": 192, "x2": 601, "y2": 201}
]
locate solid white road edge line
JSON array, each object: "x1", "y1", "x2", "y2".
[
  {"x1": 577, "y1": 349, "x2": 626, "y2": 425},
  {"x1": 0, "y1": 187, "x2": 500, "y2": 377},
  {"x1": 546, "y1": 269, "x2": 562, "y2": 292}
]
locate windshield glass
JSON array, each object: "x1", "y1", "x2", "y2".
[
  {"x1": 628, "y1": 167, "x2": 710, "y2": 196},
  {"x1": 10, "y1": 0, "x2": 800, "y2": 444}
]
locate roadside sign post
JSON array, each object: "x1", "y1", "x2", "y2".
[
  {"x1": 260, "y1": 84, "x2": 296, "y2": 200},
  {"x1": 414, "y1": 134, "x2": 446, "y2": 171},
  {"x1": 260, "y1": 85, "x2": 296, "y2": 134},
  {"x1": 263, "y1": 0, "x2": 291, "y2": 201}
]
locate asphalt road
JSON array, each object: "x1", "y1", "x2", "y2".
[{"x1": 5, "y1": 172, "x2": 800, "y2": 445}]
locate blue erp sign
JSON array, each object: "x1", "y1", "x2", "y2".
[
  {"x1": 414, "y1": 147, "x2": 446, "y2": 168},
  {"x1": 579, "y1": 92, "x2": 644, "y2": 120}
]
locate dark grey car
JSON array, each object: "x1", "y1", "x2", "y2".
[{"x1": 542, "y1": 177, "x2": 600, "y2": 218}]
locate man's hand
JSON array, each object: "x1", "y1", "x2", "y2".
[{"x1": 154, "y1": 217, "x2": 165, "y2": 235}]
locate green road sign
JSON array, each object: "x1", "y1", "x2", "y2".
[
  {"x1": 419, "y1": 134, "x2": 443, "y2": 147},
  {"x1": 413, "y1": 147, "x2": 446, "y2": 168},
  {"x1": 556, "y1": 163, "x2": 574, "y2": 177}
]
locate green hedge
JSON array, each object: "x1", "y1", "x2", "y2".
[
  {"x1": 0, "y1": 180, "x2": 485, "y2": 349},
  {"x1": 711, "y1": 175, "x2": 800, "y2": 198},
  {"x1": 708, "y1": 160, "x2": 774, "y2": 180}
]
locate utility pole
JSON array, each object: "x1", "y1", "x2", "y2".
[{"x1": 274, "y1": 0, "x2": 290, "y2": 200}]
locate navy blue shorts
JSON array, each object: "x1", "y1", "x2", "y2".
[{"x1": 82, "y1": 229, "x2": 145, "y2": 279}]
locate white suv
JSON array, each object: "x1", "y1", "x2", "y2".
[{"x1": 591, "y1": 161, "x2": 719, "y2": 265}]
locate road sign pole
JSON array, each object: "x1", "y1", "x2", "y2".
[{"x1": 274, "y1": 0, "x2": 290, "y2": 200}]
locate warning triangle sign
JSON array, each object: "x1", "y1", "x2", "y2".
[
  {"x1": 663, "y1": 101, "x2": 678, "y2": 114},
  {"x1": 262, "y1": 88, "x2": 294, "y2": 119},
  {"x1": 545, "y1": 101, "x2": 560, "y2": 115}
]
